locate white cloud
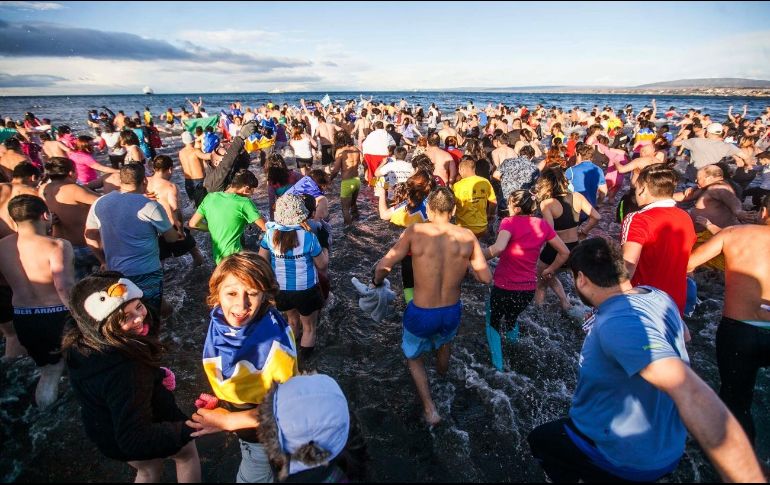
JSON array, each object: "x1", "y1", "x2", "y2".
[
  {"x1": 177, "y1": 28, "x2": 281, "y2": 48},
  {"x1": 0, "y1": 1, "x2": 63, "y2": 10}
]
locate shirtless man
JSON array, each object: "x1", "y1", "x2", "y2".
[
  {"x1": 616, "y1": 144, "x2": 665, "y2": 185},
  {"x1": 425, "y1": 133, "x2": 456, "y2": 185},
  {"x1": 687, "y1": 195, "x2": 770, "y2": 445},
  {"x1": 40, "y1": 157, "x2": 100, "y2": 280},
  {"x1": 329, "y1": 131, "x2": 362, "y2": 225},
  {"x1": 187, "y1": 97, "x2": 204, "y2": 115},
  {"x1": 373, "y1": 188, "x2": 492, "y2": 425},
  {"x1": 178, "y1": 131, "x2": 209, "y2": 207},
  {"x1": 0, "y1": 163, "x2": 41, "y2": 360},
  {"x1": 315, "y1": 113, "x2": 341, "y2": 170},
  {"x1": 41, "y1": 132, "x2": 71, "y2": 160},
  {"x1": 0, "y1": 138, "x2": 30, "y2": 181},
  {"x1": 437, "y1": 119, "x2": 462, "y2": 146},
  {"x1": 491, "y1": 134, "x2": 517, "y2": 169},
  {"x1": 0, "y1": 195, "x2": 74, "y2": 409},
  {"x1": 146, "y1": 155, "x2": 204, "y2": 266}
]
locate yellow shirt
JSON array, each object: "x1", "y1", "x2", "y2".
[{"x1": 453, "y1": 175, "x2": 496, "y2": 233}]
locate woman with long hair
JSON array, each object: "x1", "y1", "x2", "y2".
[{"x1": 68, "y1": 135, "x2": 118, "y2": 186}]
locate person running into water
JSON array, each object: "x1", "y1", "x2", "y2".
[
  {"x1": 528, "y1": 238, "x2": 764, "y2": 483},
  {"x1": 64, "y1": 272, "x2": 201, "y2": 482},
  {"x1": 452, "y1": 157, "x2": 497, "y2": 237},
  {"x1": 534, "y1": 166, "x2": 600, "y2": 314},
  {"x1": 482, "y1": 190, "x2": 570, "y2": 371},
  {"x1": 259, "y1": 194, "x2": 327, "y2": 364},
  {"x1": 147, "y1": 155, "x2": 205, "y2": 267},
  {"x1": 329, "y1": 131, "x2": 362, "y2": 225},
  {"x1": 187, "y1": 253, "x2": 298, "y2": 483},
  {"x1": 0, "y1": 195, "x2": 74, "y2": 408},
  {"x1": 178, "y1": 131, "x2": 209, "y2": 208},
  {"x1": 373, "y1": 187, "x2": 492, "y2": 425},
  {"x1": 688, "y1": 194, "x2": 770, "y2": 445},
  {"x1": 189, "y1": 169, "x2": 266, "y2": 265}
]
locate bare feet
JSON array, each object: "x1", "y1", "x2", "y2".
[{"x1": 190, "y1": 247, "x2": 205, "y2": 267}]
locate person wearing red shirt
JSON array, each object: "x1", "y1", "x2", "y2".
[{"x1": 621, "y1": 164, "x2": 696, "y2": 322}]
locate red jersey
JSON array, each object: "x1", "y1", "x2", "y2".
[{"x1": 620, "y1": 200, "x2": 696, "y2": 315}]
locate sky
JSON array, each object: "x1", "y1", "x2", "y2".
[{"x1": 1, "y1": 1, "x2": 770, "y2": 95}]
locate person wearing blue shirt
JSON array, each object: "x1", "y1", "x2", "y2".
[
  {"x1": 527, "y1": 238, "x2": 763, "y2": 483},
  {"x1": 566, "y1": 144, "x2": 607, "y2": 210}
]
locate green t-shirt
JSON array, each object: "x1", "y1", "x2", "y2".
[
  {"x1": 0, "y1": 127, "x2": 18, "y2": 143},
  {"x1": 197, "y1": 192, "x2": 261, "y2": 263}
]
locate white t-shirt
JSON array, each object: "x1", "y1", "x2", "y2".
[
  {"x1": 362, "y1": 129, "x2": 395, "y2": 156},
  {"x1": 100, "y1": 132, "x2": 126, "y2": 156},
  {"x1": 379, "y1": 159, "x2": 415, "y2": 199},
  {"x1": 290, "y1": 137, "x2": 313, "y2": 159}
]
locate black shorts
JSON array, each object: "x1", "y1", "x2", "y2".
[
  {"x1": 540, "y1": 241, "x2": 579, "y2": 266},
  {"x1": 108, "y1": 154, "x2": 126, "y2": 169},
  {"x1": 0, "y1": 285, "x2": 12, "y2": 323},
  {"x1": 321, "y1": 145, "x2": 334, "y2": 165},
  {"x1": 184, "y1": 178, "x2": 207, "y2": 208},
  {"x1": 159, "y1": 227, "x2": 197, "y2": 260},
  {"x1": 13, "y1": 305, "x2": 69, "y2": 366},
  {"x1": 276, "y1": 286, "x2": 324, "y2": 316},
  {"x1": 296, "y1": 157, "x2": 313, "y2": 169},
  {"x1": 489, "y1": 286, "x2": 535, "y2": 334}
]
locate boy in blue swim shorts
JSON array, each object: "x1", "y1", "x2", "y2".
[{"x1": 373, "y1": 188, "x2": 491, "y2": 426}]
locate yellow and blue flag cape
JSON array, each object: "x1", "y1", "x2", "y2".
[{"x1": 203, "y1": 306, "x2": 297, "y2": 405}]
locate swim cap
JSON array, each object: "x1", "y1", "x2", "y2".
[{"x1": 181, "y1": 131, "x2": 194, "y2": 144}]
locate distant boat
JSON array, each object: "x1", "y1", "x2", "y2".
[
  {"x1": 143, "y1": 86, "x2": 154, "y2": 95},
  {"x1": 268, "y1": 88, "x2": 282, "y2": 94}
]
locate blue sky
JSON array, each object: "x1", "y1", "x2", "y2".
[{"x1": 1, "y1": 1, "x2": 769, "y2": 95}]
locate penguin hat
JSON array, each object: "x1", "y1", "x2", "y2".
[{"x1": 69, "y1": 271, "x2": 145, "y2": 335}]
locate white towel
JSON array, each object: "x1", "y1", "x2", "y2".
[{"x1": 351, "y1": 277, "x2": 395, "y2": 323}]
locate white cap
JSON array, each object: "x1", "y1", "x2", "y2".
[
  {"x1": 706, "y1": 123, "x2": 724, "y2": 135},
  {"x1": 181, "y1": 131, "x2": 194, "y2": 144}
]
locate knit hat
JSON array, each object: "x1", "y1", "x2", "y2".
[
  {"x1": 69, "y1": 271, "x2": 143, "y2": 327},
  {"x1": 274, "y1": 193, "x2": 309, "y2": 227},
  {"x1": 259, "y1": 374, "x2": 350, "y2": 478}
]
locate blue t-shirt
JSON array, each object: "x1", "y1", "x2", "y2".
[
  {"x1": 569, "y1": 287, "x2": 689, "y2": 477},
  {"x1": 260, "y1": 225, "x2": 322, "y2": 291},
  {"x1": 566, "y1": 162, "x2": 606, "y2": 207},
  {"x1": 478, "y1": 112, "x2": 488, "y2": 126}
]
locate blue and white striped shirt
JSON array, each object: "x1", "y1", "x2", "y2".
[{"x1": 261, "y1": 227, "x2": 323, "y2": 291}]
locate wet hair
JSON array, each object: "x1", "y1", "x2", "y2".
[
  {"x1": 427, "y1": 133, "x2": 441, "y2": 147},
  {"x1": 12, "y1": 161, "x2": 41, "y2": 180},
  {"x1": 207, "y1": 252, "x2": 279, "y2": 318},
  {"x1": 300, "y1": 193, "x2": 317, "y2": 218},
  {"x1": 229, "y1": 169, "x2": 259, "y2": 190},
  {"x1": 636, "y1": 164, "x2": 678, "y2": 198},
  {"x1": 568, "y1": 238, "x2": 628, "y2": 288},
  {"x1": 64, "y1": 271, "x2": 162, "y2": 367},
  {"x1": 519, "y1": 145, "x2": 535, "y2": 159},
  {"x1": 411, "y1": 154, "x2": 434, "y2": 173},
  {"x1": 291, "y1": 125, "x2": 305, "y2": 141},
  {"x1": 445, "y1": 136, "x2": 458, "y2": 147},
  {"x1": 267, "y1": 165, "x2": 290, "y2": 186},
  {"x1": 266, "y1": 153, "x2": 287, "y2": 169},
  {"x1": 8, "y1": 194, "x2": 48, "y2": 223},
  {"x1": 427, "y1": 186, "x2": 455, "y2": 214},
  {"x1": 152, "y1": 155, "x2": 173, "y2": 172},
  {"x1": 334, "y1": 130, "x2": 353, "y2": 148},
  {"x1": 508, "y1": 189, "x2": 537, "y2": 215},
  {"x1": 45, "y1": 157, "x2": 76, "y2": 181},
  {"x1": 494, "y1": 134, "x2": 509, "y2": 145},
  {"x1": 120, "y1": 163, "x2": 146, "y2": 187},
  {"x1": 536, "y1": 166, "x2": 569, "y2": 201},
  {"x1": 39, "y1": 132, "x2": 52, "y2": 142},
  {"x1": 57, "y1": 125, "x2": 71, "y2": 136}
]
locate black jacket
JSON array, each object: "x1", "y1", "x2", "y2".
[
  {"x1": 66, "y1": 347, "x2": 193, "y2": 462},
  {"x1": 203, "y1": 135, "x2": 251, "y2": 193}
]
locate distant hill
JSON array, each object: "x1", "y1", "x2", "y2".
[{"x1": 636, "y1": 78, "x2": 770, "y2": 89}]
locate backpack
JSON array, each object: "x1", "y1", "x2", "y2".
[{"x1": 202, "y1": 132, "x2": 220, "y2": 154}]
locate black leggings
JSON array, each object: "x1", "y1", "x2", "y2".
[
  {"x1": 527, "y1": 418, "x2": 632, "y2": 483},
  {"x1": 716, "y1": 316, "x2": 770, "y2": 444},
  {"x1": 489, "y1": 286, "x2": 534, "y2": 334}
]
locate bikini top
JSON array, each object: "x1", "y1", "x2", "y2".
[{"x1": 551, "y1": 194, "x2": 579, "y2": 231}]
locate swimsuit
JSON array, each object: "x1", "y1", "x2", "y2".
[
  {"x1": 13, "y1": 305, "x2": 69, "y2": 366},
  {"x1": 340, "y1": 177, "x2": 361, "y2": 198},
  {"x1": 540, "y1": 195, "x2": 579, "y2": 265},
  {"x1": 401, "y1": 301, "x2": 462, "y2": 359}
]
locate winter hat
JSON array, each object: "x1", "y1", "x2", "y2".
[
  {"x1": 259, "y1": 374, "x2": 350, "y2": 478},
  {"x1": 274, "y1": 193, "x2": 309, "y2": 227},
  {"x1": 69, "y1": 271, "x2": 143, "y2": 327}
]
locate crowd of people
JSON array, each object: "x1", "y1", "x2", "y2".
[{"x1": 0, "y1": 95, "x2": 768, "y2": 482}]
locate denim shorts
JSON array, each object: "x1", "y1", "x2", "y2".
[{"x1": 236, "y1": 440, "x2": 274, "y2": 483}]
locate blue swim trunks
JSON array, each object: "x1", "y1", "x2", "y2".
[{"x1": 401, "y1": 301, "x2": 462, "y2": 359}]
